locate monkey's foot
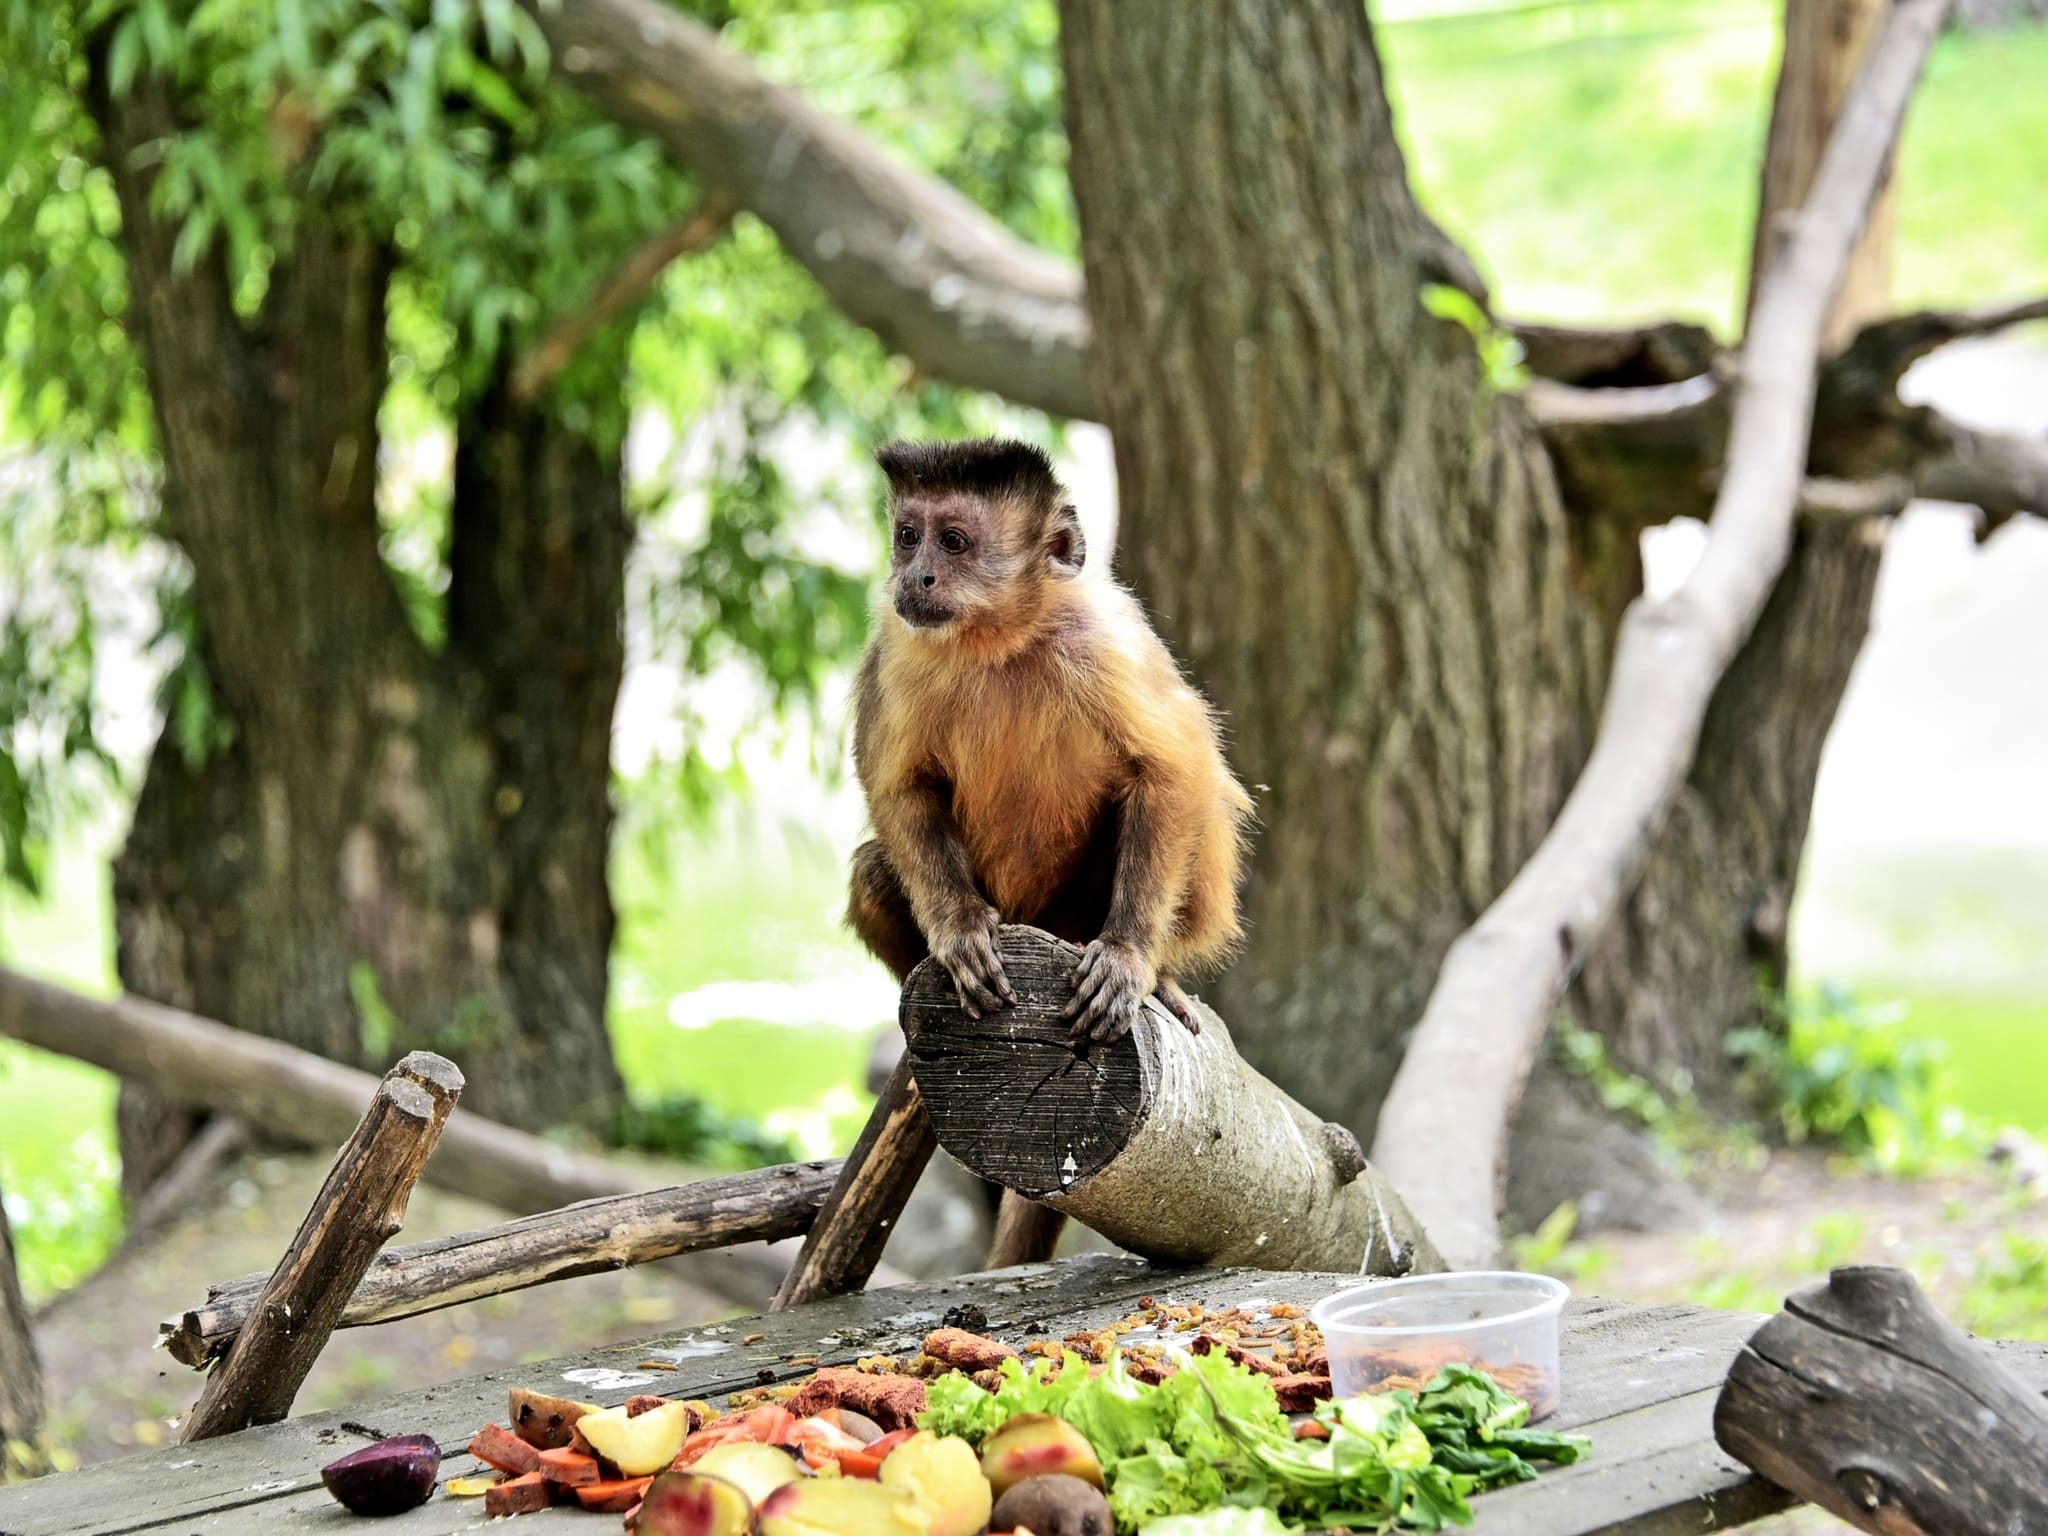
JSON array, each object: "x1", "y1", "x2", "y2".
[{"x1": 1154, "y1": 977, "x2": 1201, "y2": 1036}]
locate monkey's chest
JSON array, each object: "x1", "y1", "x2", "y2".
[{"x1": 943, "y1": 723, "x2": 1121, "y2": 921}]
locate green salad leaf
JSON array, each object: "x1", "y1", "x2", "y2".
[{"x1": 915, "y1": 1347, "x2": 1589, "y2": 1531}]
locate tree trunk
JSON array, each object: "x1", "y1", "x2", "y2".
[
  {"x1": 1562, "y1": 0, "x2": 1895, "y2": 1142},
  {"x1": 1058, "y1": 0, "x2": 1606, "y2": 1140},
  {"x1": 1058, "y1": 0, "x2": 1898, "y2": 1222},
  {"x1": 0, "y1": 1180, "x2": 44, "y2": 1479},
  {"x1": 91, "y1": 60, "x2": 626, "y2": 1189}
]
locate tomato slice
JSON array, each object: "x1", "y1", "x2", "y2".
[{"x1": 836, "y1": 1426, "x2": 919, "y2": 1479}]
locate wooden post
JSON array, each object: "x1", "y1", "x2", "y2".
[
  {"x1": 906, "y1": 927, "x2": 1441, "y2": 1275},
  {"x1": 1715, "y1": 1266, "x2": 2048, "y2": 1535},
  {"x1": 984, "y1": 1193, "x2": 1068, "y2": 1270},
  {"x1": 178, "y1": 1053, "x2": 462, "y2": 1442},
  {"x1": 771, "y1": 1057, "x2": 935, "y2": 1310},
  {"x1": 162, "y1": 1159, "x2": 841, "y2": 1367},
  {"x1": 0, "y1": 1177, "x2": 45, "y2": 1479}
]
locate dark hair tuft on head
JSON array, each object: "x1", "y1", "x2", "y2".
[{"x1": 875, "y1": 438, "x2": 1064, "y2": 506}]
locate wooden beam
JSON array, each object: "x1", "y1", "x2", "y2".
[
  {"x1": 984, "y1": 1192, "x2": 1068, "y2": 1270},
  {"x1": 1715, "y1": 1266, "x2": 2048, "y2": 1535},
  {"x1": 772, "y1": 1057, "x2": 936, "y2": 1310},
  {"x1": 162, "y1": 1159, "x2": 841, "y2": 1368},
  {"x1": 178, "y1": 1053, "x2": 462, "y2": 1441},
  {"x1": 1370, "y1": 0, "x2": 1954, "y2": 1271},
  {"x1": 906, "y1": 927, "x2": 1440, "y2": 1275}
]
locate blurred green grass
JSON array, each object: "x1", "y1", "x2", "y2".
[
  {"x1": 1384, "y1": 4, "x2": 2048, "y2": 329},
  {"x1": 5, "y1": 1, "x2": 2048, "y2": 1295}
]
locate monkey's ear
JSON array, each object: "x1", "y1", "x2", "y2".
[{"x1": 1046, "y1": 503, "x2": 1087, "y2": 576}]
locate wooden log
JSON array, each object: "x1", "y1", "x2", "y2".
[
  {"x1": 178, "y1": 1053, "x2": 461, "y2": 1441},
  {"x1": 161, "y1": 1159, "x2": 841, "y2": 1367},
  {"x1": 905, "y1": 927, "x2": 1441, "y2": 1274},
  {"x1": 0, "y1": 1176, "x2": 45, "y2": 1479},
  {"x1": 1714, "y1": 1266, "x2": 2048, "y2": 1536},
  {"x1": 0, "y1": 965, "x2": 814, "y2": 1305},
  {"x1": 771, "y1": 1057, "x2": 936, "y2": 1310},
  {"x1": 1370, "y1": 0, "x2": 1953, "y2": 1272}
]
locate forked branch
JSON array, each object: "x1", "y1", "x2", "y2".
[{"x1": 1370, "y1": 0, "x2": 1956, "y2": 1270}]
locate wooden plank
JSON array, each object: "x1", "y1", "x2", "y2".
[
  {"x1": 0, "y1": 1256, "x2": 1179, "y2": 1536},
  {"x1": 1549, "y1": 1299, "x2": 1768, "y2": 1428}
]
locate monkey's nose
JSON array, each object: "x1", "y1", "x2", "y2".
[{"x1": 921, "y1": 574, "x2": 935, "y2": 588}]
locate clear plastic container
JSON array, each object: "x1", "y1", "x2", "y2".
[{"x1": 1310, "y1": 1271, "x2": 1568, "y2": 1421}]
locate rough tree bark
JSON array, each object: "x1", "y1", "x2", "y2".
[
  {"x1": 89, "y1": 59, "x2": 627, "y2": 1188},
  {"x1": 0, "y1": 1179, "x2": 44, "y2": 1479},
  {"x1": 1058, "y1": 0, "x2": 1606, "y2": 1143}
]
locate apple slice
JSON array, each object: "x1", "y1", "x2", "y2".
[
  {"x1": 692, "y1": 1443, "x2": 806, "y2": 1505},
  {"x1": 877, "y1": 1432, "x2": 992, "y2": 1536},
  {"x1": 757, "y1": 1477, "x2": 930, "y2": 1536},
  {"x1": 579, "y1": 1400, "x2": 695, "y2": 1476},
  {"x1": 979, "y1": 1415, "x2": 1104, "y2": 1497},
  {"x1": 634, "y1": 1471, "x2": 758, "y2": 1534}
]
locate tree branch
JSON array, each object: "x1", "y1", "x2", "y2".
[
  {"x1": 530, "y1": 0, "x2": 1094, "y2": 419},
  {"x1": 511, "y1": 200, "x2": 735, "y2": 405},
  {"x1": 1371, "y1": 0, "x2": 1954, "y2": 1271}
]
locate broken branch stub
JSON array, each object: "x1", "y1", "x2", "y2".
[{"x1": 904, "y1": 926, "x2": 1440, "y2": 1275}]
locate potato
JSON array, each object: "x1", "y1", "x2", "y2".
[
  {"x1": 990, "y1": 1473, "x2": 1115, "y2": 1536},
  {"x1": 877, "y1": 1432, "x2": 992, "y2": 1536},
  {"x1": 508, "y1": 1388, "x2": 600, "y2": 1450}
]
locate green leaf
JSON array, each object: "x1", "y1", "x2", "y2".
[{"x1": 107, "y1": 16, "x2": 143, "y2": 97}]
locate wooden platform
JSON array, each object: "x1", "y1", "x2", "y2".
[{"x1": 3, "y1": 1255, "x2": 2044, "y2": 1535}]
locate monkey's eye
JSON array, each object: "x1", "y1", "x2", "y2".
[
  {"x1": 938, "y1": 529, "x2": 970, "y2": 554},
  {"x1": 896, "y1": 524, "x2": 919, "y2": 549}
]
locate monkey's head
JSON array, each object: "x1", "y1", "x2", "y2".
[{"x1": 875, "y1": 438, "x2": 1086, "y2": 641}]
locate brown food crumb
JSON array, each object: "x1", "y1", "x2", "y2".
[
  {"x1": 635, "y1": 1360, "x2": 679, "y2": 1372},
  {"x1": 785, "y1": 1367, "x2": 929, "y2": 1431},
  {"x1": 923, "y1": 1328, "x2": 1020, "y2": 1373},
  {"x1": 1271, "y1": 1373, "x2": 1333, "y2": 1413},
  {"x1": 1189, "y1": 1334, "x2": 1287, "y2": 1377}
]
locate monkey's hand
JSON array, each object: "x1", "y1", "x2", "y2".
[
  {"x1": 930, "y1": 904, "x2": 1017, "y2": 1021},
  {"x1": 1062, "y1": 938, "x2": 1157, "y2": 1044}
]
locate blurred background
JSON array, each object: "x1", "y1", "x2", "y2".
[{"x1": 1, "y1": 0, "x2": 2044, "y2": 1473}]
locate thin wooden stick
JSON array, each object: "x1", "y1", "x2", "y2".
[
  {"x1": 178, "y1": 1053, "x2": 462, "y2": 1441},
  {"x1": 0, "y1": 1176, "x2": 44, "y2": 1478},
  {"x1": 162, "y1": 1160, "x2": 840, "y2": 1367},
  {"x1": 1370, "y1": 0, "x2": 1954, "y2": 1271},
  {"x1": 771, "y1": 1056, "x2": 934, "y2": 1310},
  {"x1": 509, "y1": 199, "x2": 733, "y2": 405}
]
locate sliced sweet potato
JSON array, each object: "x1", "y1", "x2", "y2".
[
  {"x1": 470, "y1": 1422, "x2": 546, "y2": 1476},
  {"x1": 575, "y1": 1475, "x2": 655, "y2": 1513},
  {"x1": 484, "y1": 1470, "x2": 552, "y2": 1517},
  {"x1": 537, "y1": 1447, "x2": 601, "y2": 1485}
]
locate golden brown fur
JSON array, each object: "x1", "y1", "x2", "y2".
[{"x1": 847, "y1": 438, "x2": 1253, "y2": 1041}]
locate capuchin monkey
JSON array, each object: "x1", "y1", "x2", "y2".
[{"x1": 846, "y1": 438, "x2": 1253, "y2": 1044}]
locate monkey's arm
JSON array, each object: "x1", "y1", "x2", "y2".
[
  {"x1": 1061, "y1": 754, "x2": 1206, "y2": 1042},
  {"x1": 870, "y1": 774, "x2": 1018, "y2": 1020}
]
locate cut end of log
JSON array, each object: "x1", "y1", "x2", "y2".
[{"x1": 902, "y1": 927, "x2": 1154, "y2": 1201}]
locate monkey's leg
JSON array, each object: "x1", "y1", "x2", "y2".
[
  {"x1": 772, "y1": 1056, "x2": 935, "y2": 1310},
  {"x1": 984, "y1": 1190, "x2": 1069, "y2": 1269},
  {"x1": 1155, "y1": 976, "x2": 1202, "y2": 1036},
  {"x1": 846, "y1": 839, "x2": 929, "y2": 981}
]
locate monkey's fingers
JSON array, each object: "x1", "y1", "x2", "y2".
[
  {"x1": 1155, "y1": 978, "x2": 1201, "y2": 1036},
  {"x1": 1058, "y1": 948, "x2": 1112, "y2": 1025}
]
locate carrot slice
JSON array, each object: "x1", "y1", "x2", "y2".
[
  {"x1": 469, "y1": 1423, "x2": 544, "y2": 1476},
  {"x1": 573, "y1": 1476, "x2": 654, "y2": 1513},
  {"x1": 483, "y1": 1470, "x2": 550, "y2": 1517},
  {"x1": 536, "y1": 1447, "x2": 601, "y2": 1485}
]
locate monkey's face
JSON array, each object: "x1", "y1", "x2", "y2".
[{"x1": 888, "y1": 491, "x2": 1071, "y2": 635}]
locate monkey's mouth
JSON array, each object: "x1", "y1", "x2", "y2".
[{"x1": 894, "y1": 594, "x2": 957, "y2": 629}]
